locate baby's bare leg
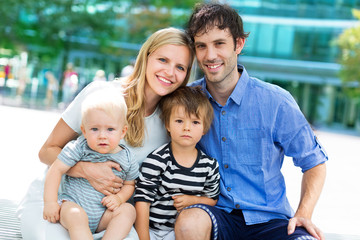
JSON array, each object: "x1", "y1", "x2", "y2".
[
  {"x1": 60, "y1": 201, "x2": 93, "y2": 240},
  {"x1": 97, "y1": 203, "x2": 136, "y2": 240}
]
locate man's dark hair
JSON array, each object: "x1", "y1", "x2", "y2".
[{"x1": 186, "y1": 3, "x2": 249, "y2": 47}]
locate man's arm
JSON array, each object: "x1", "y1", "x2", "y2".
[{"x1": 288, "y1": 163, "x2": 326, "y2": 240}]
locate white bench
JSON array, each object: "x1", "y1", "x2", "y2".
[{"x1": 0, "y1": 199, "x2": 358, "y2": 240}]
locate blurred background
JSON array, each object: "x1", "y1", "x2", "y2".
[
  {"x1": 0, "y1": 0, "x2": 360, "y2": 133},
  {"x1": 1, "y1": 0, "x2": 360, "y2": 239}
]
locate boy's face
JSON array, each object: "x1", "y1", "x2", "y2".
[
  {"x1": 193, "y1": 27, "x2": 244, "y2": 85},
  {"x1": 166, "y1": 106, "x2": 204, "y2": 149},
  {"x1": 81, "y1": 109, "x2": 127, "y2": 154}
]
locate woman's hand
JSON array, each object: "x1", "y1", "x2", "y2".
[{"x1": 71, "y1": 161, "x2": 124, "y2": 195}]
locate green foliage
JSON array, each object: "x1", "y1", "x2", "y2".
[
  {"x1": 0, "y1": 0, "x2": 201, "y2": 63},
  {"x1": 337, "y1": 9, "x2": 360, "y2": 98}
]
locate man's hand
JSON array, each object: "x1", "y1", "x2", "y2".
[
  {"x1": 80, "y1": 161, "x2": 123, "y2": 195},
  {"x1": 288, "y1": 216, "x2": 324, "y2": 240}
]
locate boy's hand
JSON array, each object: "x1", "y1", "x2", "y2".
[
  {"x1": 101, "y1": 194, "x2": 123, "y2": 211},
  {"x1": 172, "y1": 195, "x2": 195, "y2": 212},
  {"x1": 43, "y1": 202, "x2": 60, "y2": 223}
]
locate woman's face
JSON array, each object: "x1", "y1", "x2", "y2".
[{"x1": 145, "y1": 44, "x2": 191, "y2": 99}]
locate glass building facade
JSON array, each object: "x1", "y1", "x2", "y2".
[{"x1": 227, "y1": 0, "x2": 360, "y2": 129}]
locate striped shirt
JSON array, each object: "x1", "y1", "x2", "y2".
[
  {"x1": 134, "y1": 143, "x2": 220, "y2": 232},
  {"x1": 58, "y1": 135, "x2": 139, "y2": 233}
]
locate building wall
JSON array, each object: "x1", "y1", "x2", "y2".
[{"x1": 229, "y1": 0, "x2": 360, "y2": 129}]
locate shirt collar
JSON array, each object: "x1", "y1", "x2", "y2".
[{"x1": 201, "y1": 64, "x2": 250, "y2": 106}]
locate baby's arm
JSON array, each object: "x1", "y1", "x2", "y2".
[
  {"x1": 101, "y1": 180, "x2": 135, "y2": 211},
  {"x1": 172, "y1": 195, "x2": 217, "y2": 212},
  {"x1": 43, "y1": 159, "x2": 71, "y2": 223}
]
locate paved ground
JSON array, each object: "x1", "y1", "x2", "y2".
[{"x1": 0, "y1": 104, "x2": 359, "y2": 239}]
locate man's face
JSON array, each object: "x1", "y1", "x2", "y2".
[{"x1": 194, "y1": 27, "x2": 244, "y2": 85}]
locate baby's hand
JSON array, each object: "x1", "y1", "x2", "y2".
[
  {"x1": 43, "y1": 202, "x2": 60, "y2": 223},
  {"x1": 101, "y1": 194, "x2": 123, "y2": 211}
]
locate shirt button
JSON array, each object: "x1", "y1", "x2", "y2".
[
  {"x1": 222, "y1": 137, "x2": 226, "y2": 142},
  {"x1": 235, "y1": 204, "x2": 240, "y2": 209},
  {"x1": 224, "y1": 164, "x2": 228, "y2": 169},
  {"x1": 227, "y1": 187, "x2": 231, "y2": 192},
  {"x1": 222, "y1": 110, "x2": 226, "y2": 115}
]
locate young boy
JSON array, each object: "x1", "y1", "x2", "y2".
[
  {"x1": 43, "y1": 88, "x2": 139, "y2": 240},
  {"x1": 134, "y1": 86, "x2": 220, "y2": 240}
]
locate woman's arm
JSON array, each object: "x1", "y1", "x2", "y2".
[
  {"x1": 39, "y1": 118, "x2": 123, "y2": 195},
  {"x1": 135, "y1": 201, "x2": 151, "y2": 240},
  {"x1": 39, "y1": 118, "x2": 78, "y2": 166}
]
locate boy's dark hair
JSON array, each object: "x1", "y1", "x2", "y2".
[
  {"x1": 159, "y1": 86, "x2": 214, "y2": 134},
  {"x1": 186, "y1": 3, "x2": 249, "y2": 47}
]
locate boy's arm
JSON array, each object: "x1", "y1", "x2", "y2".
[
  {"x1": 135, "y1": 201, "x2": 151, "y2": 240},
  {"x1": 172, "y1": 195, "x2": 217, "y2": 212},
  {"x1": 43, "y1": 159, "x2": 71, "y2": 222}
]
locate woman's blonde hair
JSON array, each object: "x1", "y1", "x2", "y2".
[{"x1": 121, "y1": 27, "x2": 194, "y2": 147}]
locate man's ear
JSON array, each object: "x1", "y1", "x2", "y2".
[{"x1": 235, "y1": 37, "x2": 245, "y2": 55}]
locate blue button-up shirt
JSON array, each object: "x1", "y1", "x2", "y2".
[{"x1": 190, "y1": 65, "x2": 328, "y2": 225}]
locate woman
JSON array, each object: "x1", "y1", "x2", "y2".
[{"x1": 16, "y1": 27, "x2": 194, "y2": 240}]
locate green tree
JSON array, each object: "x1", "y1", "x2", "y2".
[
  {"x1": 337, "y1": 9, "x2": 360, "y2": 98},
  {"x1": 0, "y1": 0, "x2": 201, "y2": 63},
  {"x1": 0, "y1": 0, "x2": 129, "y2": 64}
]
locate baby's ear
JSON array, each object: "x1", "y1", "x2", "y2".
[
  {"x1": 80, "y1": 125, "x2": 86, "y2": 136},
  {"x1": 121, "y1": 125, "x2": 128, "y2": 138}
]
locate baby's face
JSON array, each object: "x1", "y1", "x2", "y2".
[{"x1": 81, "y1": 109, "x2": 127, "y2": 154}]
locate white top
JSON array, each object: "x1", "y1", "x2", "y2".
[{"x1": 62, "y1": 80, "x2": 169, "y2": 165}]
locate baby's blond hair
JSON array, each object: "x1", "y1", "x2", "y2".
[{"x1": 81, "y1": 87, "x2": 127, "y2": 127}]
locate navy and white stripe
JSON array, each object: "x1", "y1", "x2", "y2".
[{"x1": 134, "y1": 143, "x2": 220, "y2": 232}]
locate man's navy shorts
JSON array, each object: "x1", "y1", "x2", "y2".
[{"x1": 184, "y1": 204, "x2": 317, "y2": 240}]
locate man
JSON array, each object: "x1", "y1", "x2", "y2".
[{"x1": 175, "y1": 3, "x2": 328, "y2": 240}]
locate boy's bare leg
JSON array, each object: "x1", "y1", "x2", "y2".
[
  {"x1": 175, "y1": 207, "x2": 212, "y2": 240},
  {"x1": 97, "y1": 203, "x2": 136, "y2": 240},
  {"x1": 60, "y1": 201, "x2": 93, "y2": 240}
]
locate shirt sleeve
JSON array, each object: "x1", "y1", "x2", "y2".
[
  {"x1": 57, "y1": 137, "x2": 84, "y2": 167},
  {"x1": 203, "y1": 156, "x2": 220, "y2": 199},
  {"x1": 274, "y1": 94, "x2": 328, "y2": 172},
  {"x1": 134, "y1": 153, "x2": 165, "y2": 203},
  {"x1": 124, "y1": 153, "x2": 140, "y2": 181}
]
